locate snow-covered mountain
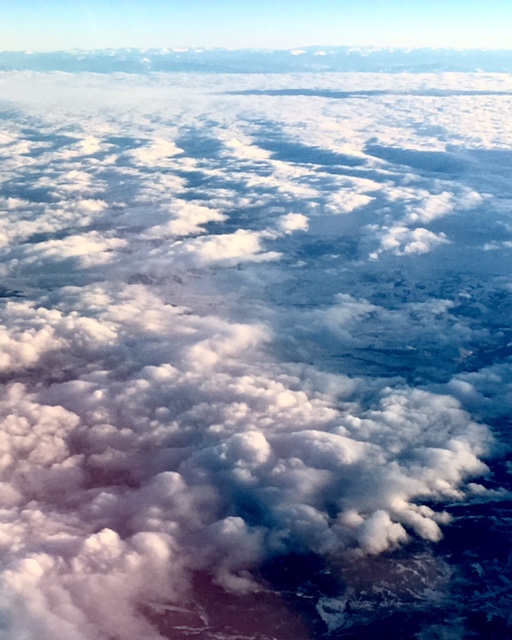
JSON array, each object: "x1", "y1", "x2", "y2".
[{"x1": 1, "y1": 46, "x2": 512, "y2": 73}]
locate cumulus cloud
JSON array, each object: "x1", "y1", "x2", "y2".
[
  {"x1": 0, "y1": 281, "x2": 494, "y2": 638},
  {"x1": 406, "y1": 187, "x2": 483, "y2": 223},
  {"x1": 369, "y1": 224, "x2": 449, "y2": 258},
  {"x1": 19, "y1": 232, "x2": 127, "y2": 268},
  {"x1": 0, "y1": 67, "x2": 507, "y2": 639},
  {"x1": 325, "y1": 190, "x2": 375, "y2": 214},
  {"x1": 127, "y1": 138, "x2": 183, "y2": 165},
  {"x1": 144, "y1": 201, "x2": 227, "y2": 237},
  {"x1": 276, "y1": 212, "x2": 309, "y2": 233}
]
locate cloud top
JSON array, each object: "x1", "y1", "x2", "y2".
[{"x1": 0, "y1": 67, "x2": 507, "y2": 639}]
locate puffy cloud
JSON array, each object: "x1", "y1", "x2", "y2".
[
  {"x1": 0, "y1": 67, "x2": 506, "y2": 639},
  {"x1": 225, "y1": 137, "x2": 271, "y2": 160},
  {"x1": 325, "y1": 190, "x2": 375, "y2": 214},
  {"x1": 369, "y1": 224, "x2": 449, "y2": 258},
  {"x1": 406, "y1": 187, "x2": 483, "y2": 223},
  {"x1": 276, "y1": 212, "x2": 309, "y2": 233},
  {"x1": 19, "y1": 232, "x2": 127, "y2": 268},
  {"x1": 145, "y1": 201, "x2": 227, "y2": 237},
  {"x1": 355, "y1": 510, "x2": 409, "y2": 555},
  {"x1": 138, "y1": 229, "x2": 281, "y2": 274},
  {"x1": 127, "y1": 138, "x2": 183, "y2": 165}
]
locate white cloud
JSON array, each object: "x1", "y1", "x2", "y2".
[
  {"x1": 0, "y1": 68, "x2": 506, "y2": 639},
  {"x1": 138, "y1": 229, "x2": 281, "y2": 274},
  {"x1": 144, "y1": 201, "x2": 227, "y2": 237},
  {"x1": 127, "y1": 138, "x2": 182, "y2": 165},
  {"x1": 225, "y1": 137, "x2": 271, "y2": 160},
  {"x1": 19, "y1": 232, "x2": 127, "y2": 268},
  {"x1": 355, "y1": 510, "x2": 409, "y2": 555},
  {"x1": 276, "y1": 212, "x2": 309, "y2": 233},
  {"x1": 325, "y1": 190, "x2": 374, "y2": 214},
  {"x1": 369, "y1": 224, "x2": 449, "y2": 258},
  {"x1": 407, "y1": 188, "x2": 483, "y2": 223}
]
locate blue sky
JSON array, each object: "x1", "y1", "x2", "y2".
[{"x1": 1, "y1": 0, "x2": 511, "y2": 51}]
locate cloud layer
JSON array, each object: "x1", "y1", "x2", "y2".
[{"x1": 0, "y1": 69, "x2": 509, "y2": 638}]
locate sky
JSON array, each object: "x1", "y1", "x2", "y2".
[{"x1": 1, "y1": 0, "x2": 512, "y2": 52}]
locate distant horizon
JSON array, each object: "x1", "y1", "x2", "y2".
[
  {"x1": 2, "y1": 1, "x2": 512, "y2": 53},
  {"x1": 3, "y1": 44, "x2": 512, "y2": 54},
  {"x1": 2, "y1": 46, "x2": 512, "y2": 75}
]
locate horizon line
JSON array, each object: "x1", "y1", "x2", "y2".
[{"x1": 2, "y1": 45, "x2": 512, "y2": 55}]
